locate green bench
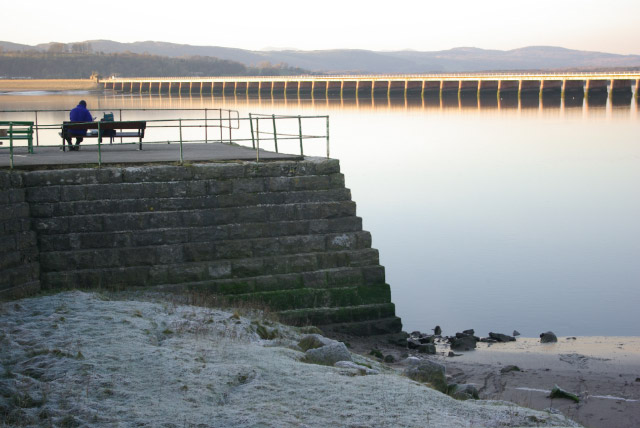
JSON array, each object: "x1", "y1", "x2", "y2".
[{"x1": 0, "y1": 121, "x2": 34, "y2": 154}]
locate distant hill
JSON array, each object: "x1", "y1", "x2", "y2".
[{"x1": 2, "y1": 40, "x2": 640, "y2": 74}]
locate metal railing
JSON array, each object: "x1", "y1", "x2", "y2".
[{"x1": 0, "y1": 108, "x2": 330, "y2": 169}]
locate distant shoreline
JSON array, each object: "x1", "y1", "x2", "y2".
[{"x1": 0, "y1": 79, "x2": 102, "y2": 92}]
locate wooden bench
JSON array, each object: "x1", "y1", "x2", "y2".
[
  {"x1": 60, "y1": 120, "x2": 146, "y2": 152},
  {"x1": 0, "y1": 121, "x2": 34, "y2": 153}
]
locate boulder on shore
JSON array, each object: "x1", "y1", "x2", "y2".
[
  {"x1": 404, "y1": 359, "x2": 447, "y2": 393},
  {"x1": 540, "y1": 331, "x2": 558, "y2": 343},
  {"x1": 549, "y1": 385, "x2": 580, "y2": 403},
  {"x1": 298, "y1": 334, "x2": 335, "y2": 352},
  {"x1": 304, "y1": 342, "x2": 351, "y2": 365},
  {"x1": 450, "y1": 335, "x2": 477, "y2": 351},
  {"x1": 488, "y1": 332, "x2": 516, "y2": 343},
  {"x1": 448, "y1": 383, "x2": 480, "y2": 400}
]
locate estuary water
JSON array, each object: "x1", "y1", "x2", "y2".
[{"x1": 2, "y1": 90, "x2": 639, "y2": 337}]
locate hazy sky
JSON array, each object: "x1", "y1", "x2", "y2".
[{"x1": 5, "y1": 0, "x2": 640, "y2": 54}]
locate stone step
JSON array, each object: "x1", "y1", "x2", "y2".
[
  {"x1": 0, "y1": 217, "x2": 31, "y2": 236},
  {"x1": 39, "y1": 231, "x2": 374, "y2": 271},
  {"x1": 164, "y1": 265, "x2": 385, "y2": 295},
  {"x1": 277, "y1": 303, "x2": 398, "y2": 326},
  {"x1": 20, "y1": 159, "x2": 341, "y2": 188},
  {"x1": 38, "y1": 217, "x2": 364, "y2": 252},
  {"x1": 41, "y1": 264, "x2": 385, "y2": 293},
  {"x1": 32, "y1": 201, "x2": 357, "y2": 236},
  {"x1": 28, "y1": 187, "x2": 352, "y2": 218},
  {"x1": 0, "y1": 262, "x2": 40, "y2": 290},
  {"x1": 25, "y1": 173, "x2": 346, "y2": 204},
  {"x1": 320, "y1": 317, "x2": 404, "y2": 336},
  {"x1": 227, "y1": 283, "x2": 391, "y2": 311}
]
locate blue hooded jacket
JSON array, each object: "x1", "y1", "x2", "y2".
[{"x1": 69, "y1": 103, "x2": 93, "y2": 136}]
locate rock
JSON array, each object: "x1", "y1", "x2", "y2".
[
  {"x1": 418, "y1": 335, "x2": 435, "y2": 344},
  {"x1": 500, "y1": 365, "x2": 521, "y2": 374},
  {"x1": 462, "y1": 329, "x2": 475, "y2": 336},
  {"x1": 298, "y1": 334, "x2": 335, "y2": 352},
  {"x1": 410, "y1": 331, "x2": 423, "y2": 337},
  {"x1": 513, "y1": 330, "x2": 521, "y2": 337},
  {"x1": 448, "y1": 351, "x2": 461, "y2": 357},
  {"x1": 404, "y1": 360, "x2": 447, "y2": 393},
  {"x1": 549, "y1": 385, "x2": 580, "y2": 403},
  {"x1": 635, "y1": 377, "x2": 640, "y2": 382},
  {"x1": 433, "y1": 325, "x2": 442, "y2": 336},
  {"x1": 407, "y1": 338, "x2": 422, "y2": 349},
  {"x1": 334, "y1": 361, "x2": 379, "y2": 375},
  {"x1": 387, "y1": 332, "x2": 409, "y2": 347},
  {"x1": 479, "y1": 338, "x2": 497, "y2": 343},
  {"x1": 304, "y1": 342, "x2": 351, "y2": 365},
  {"x1": 540, "y1": 331, "x2": 558, "y2": 343},
  {"x1": 417, "y1": 343, "x2": 436, "y2": 354},
  {"x1": 448, "y1": 383, "x2": 479, "y2": 400},
  {"x1": 403, "y1": 356, "x2": 421, "y2": 366},
  {"x1": 450, "y1": 335, "x2": 477, "y2": 351},
  {"x1": 384, "y1": 354, "x2": 396, "y2": 363},
  {"x1": 488, "y1": 332, "x2": 516, "y2": 343}
]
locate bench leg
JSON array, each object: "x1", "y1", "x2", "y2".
[{"x1": 139, "y1": 137, "x2": 142, "y2": 150}]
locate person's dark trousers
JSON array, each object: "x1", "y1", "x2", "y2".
[{"x1": 64, "y1": 136, "x2": 83, "y2": 150}]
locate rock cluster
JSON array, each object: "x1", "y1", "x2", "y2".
[
  {"x1": 449, "y1": 330, "x2": 479, "y2": 351},
  {"x1": 298, "y1": 334, "x2": 379, "y2": 375},
  {"x1": 407, "y1": 331, "x2": 437, "y2": 354}
]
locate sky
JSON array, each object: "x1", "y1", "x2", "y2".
[{"x1": 4, "y1": 0, "x2": 640, "y2": 55}]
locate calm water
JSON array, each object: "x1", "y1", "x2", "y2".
[{"x1": 2, "y1": 91, "x2": 640, "y2": 337}]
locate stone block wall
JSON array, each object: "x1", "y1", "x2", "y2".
[
  {"x1": 0, "y1": 171, "x2": 40, "y2": 299},
  {"x1": 0, "y1": 159, "x2": 401, "y2": 335}
]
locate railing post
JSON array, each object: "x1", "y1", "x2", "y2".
[
  {"x1": 179, "y1": 119, "x2": 184, "y2": 164},
  {"x1": 298, "y1": 115, "x2": 304, "y2": 156},
  {"x1": 34, "y1": 111, "x2": 39, "y2": 149},
  {"x1": 9, "y1": 123, "x2": 14, "y2": 170},
  {"x1": 272, "y1": 114, "x2": 279, "y2": 153},
  {"x1": 256, "y1": 117, "x2": 260, "y2": 163},
  {"x1": 219, "y1": 109, "x2": 223, "y2": 143},
  {"x1": 204, "y1": 108, "x2": 208, "y2": 144},
  {"x1": 119, "y1": 109, "x2": 123, "y2": 144},
  {"x1": 249, "y1": 113, "x2": 255, "y2": 149},
  {"x1": 97, "y1": 121, "x2": 102, "y2": 168},
  {"x1": 256, "y1": 117, "x2": 260, "y2": 162},
  {"x1": 326, "y1": 116, "x2": 330, "y2": 159}
]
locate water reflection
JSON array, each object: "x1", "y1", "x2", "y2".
[{"x1": 2, "y1": 89, "x2": 639, "y2": 336}]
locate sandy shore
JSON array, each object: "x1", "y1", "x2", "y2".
[
  {"x1": 0, "y1": 292, "x2": 581, "y2": 427},
  {"x1": 338, "y1": 333, "x2": 640, "y2": 428},
  {"x1": 0, "y1": 79, "x2": 101, "y2": 92}
]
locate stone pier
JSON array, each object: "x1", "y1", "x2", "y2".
[{"x1": 0, "y1": 160, "x2": 402, "y2": 335}]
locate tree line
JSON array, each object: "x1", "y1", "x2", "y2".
[{"x1": 0, "y1": 50, "x2": 311, "y2": 79}]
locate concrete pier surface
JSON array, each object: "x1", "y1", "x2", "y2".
[{"x1": 1, "y1": 142, "x2": 300, "y2": 168}]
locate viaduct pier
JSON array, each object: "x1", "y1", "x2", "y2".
[{"x1": 104, "y1": 72, "x2": 640, "y2": 99}]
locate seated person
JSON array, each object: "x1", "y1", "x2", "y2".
[{"x1": 65, "y1": 100, "x2": 94, "y2": 151}]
